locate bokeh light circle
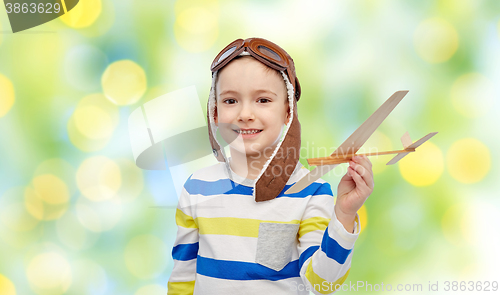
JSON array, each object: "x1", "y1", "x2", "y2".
[
  {"x1": 0, "y1": 73, "x2": 15, "y2": 118},
  {"x1": 74, "y1": 105, "x2": 114, "y2": 139},
  {"x1": 0, "y1": 274, "x2": 16, "y2": 295},
  {"x1": 26, "y1": 252, "x2": 72, "y2": 294},
  {"x1": 124, "y1": 235, "x2": 168, "y2": 279},
  {"x1": 446, "y1": 138, "x2": 490, "y2": 184},
  {"x1": 358, "y1": 204, "x2": 367, "y2": 233},
  {"x1": 34, "y1": 158, "x2": 77, "y2": 196},
  {"x1": 177, "y1": 7, "x2": 217, "y2": 34},
  {"x1": 24, "y1": 188, "x2": 45, "y2": 221},
  {"x1": 76, "y1": 156, "x2": 122, "y2": 202},
  {"x1": 67, "y1": 116, "x2": 109, "y2": 152},
  {"x1": 75, "y1": 195, "x2": 122, "y2": 232},
  {"x1": 60, "y1": 0, "x2": 102, "y2": 28},
  {"x1": 101, "y1": 60, "x2": 147, "y2": 105},
  {"x1": 173, "y1": 4, "x2": 218, "y2": 52},
  {"x1": 67, "y1": 94, "x2": 119, "y2": 152},
  {"x1": 414, "y1": 18, "x2": 459, "y2": 63},
  {"x1": 24, "y1": 175, "x2": 70, "y2": 221},
  {"x1": 32, "y1": 174, "x2": 70, "y2": 205},
  {"x1": 450, "y1": 73, "x2": 494, "y2": 118},
  {"x1": 399, "y1": 141, "x2": 443, "y2": 186}
]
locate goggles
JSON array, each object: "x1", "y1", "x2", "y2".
[{"x1": 210, "y1": 37, "x2": 301, "y2": 101}]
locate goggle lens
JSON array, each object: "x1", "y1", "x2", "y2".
[
  {"x1": 217, "y1": 46, "x2": 237, "y2": 64},
  {"x1": 257, "y1": 45, "x2": 281, "y2": 62}
]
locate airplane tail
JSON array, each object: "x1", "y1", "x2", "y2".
[{"x1": 386, "y1": 131, "x2": 438, "y2": 165}]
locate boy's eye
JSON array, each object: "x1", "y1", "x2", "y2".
[
  {"x1": 258, "y1": 98, "x2": 271, "y2": 103},
  {"x1": 223, "y1": 98, "x2": 236, "y2": 104}
]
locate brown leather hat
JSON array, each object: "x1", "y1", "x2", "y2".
[{"x1": 207, "y1": 37, "x2": 301, "y2": 202}]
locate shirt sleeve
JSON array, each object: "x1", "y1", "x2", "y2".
[
  {"x1": 297, "y1": 182, "x2": 361, "y2": 295},
  {"x1": 167, "y1": 179, "x2": 199, "y2": 295}
]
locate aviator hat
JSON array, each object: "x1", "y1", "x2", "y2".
[{"x1": 207, "y1": 37, "x2": 302, "y2": 202}]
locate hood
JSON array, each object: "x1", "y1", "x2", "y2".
[{"x1": 207, "y1": 51, "x2": 301, "y2": 202}]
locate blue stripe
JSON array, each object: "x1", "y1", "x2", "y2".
[
  {"x1": 172, "y1": 242, "x2": 199, "y2": 261},
  {"x1": 184, "y1": 175, "x2": 242, "y2": 195},
  {"x1": 320, "y1": 227, "x2": 352, "y2": 264},
  {"x1": 311, "y1": 182, "x2": 333, "y2": 197},
  {"x1": 298, "y1": 245, "x2": 319, "y2": 270},
  {"x1": 184, "y1": 176, "x2": 333, "y2": 199},
  {"x1": 197, "y1": 255, "x2": 300, "y2": 281}
]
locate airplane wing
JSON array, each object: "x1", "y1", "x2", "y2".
[
  {"x1": 407, "y1": 132, "x2": 438, "y2": 149},
  {"x1": 285, "y1": 90, "x2": 409, "y2": 194},
  {"x1": 386, "y1": 132, "x2": 438, "y2": 165},
  {"x1": 386, "y1": 151, "x2": 411, "y2": 165}
]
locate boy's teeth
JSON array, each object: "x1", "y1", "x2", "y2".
[{"x1": 238, "y1": 130, "x2": 261, "y2": 134}]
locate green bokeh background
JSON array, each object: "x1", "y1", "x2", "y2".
[{"x1": 0, "y1": 0, "x2": 499, "y2": 294}]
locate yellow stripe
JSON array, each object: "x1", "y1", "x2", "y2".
[
  {"x1": 175, "y1": 211, "x2": 330, "y2": 238},
  {"x1": 299, "y1": 217, "x2": 330, "y2": 238},
  {"x1": 305, "y1": 263, "x2": 351, "y2": 294},
  {"x1": 167, "y1": 280, "x2": 195, "y2": 295},
  {"x1": 175, "y1": 209, "x2": 198, "y2": 229},
  {"x1": 197, "y1": 217, "x2": 300, "y2": 237},
  {"x1": 60, "y1": 0, "x2": 68, "y2": 13}
]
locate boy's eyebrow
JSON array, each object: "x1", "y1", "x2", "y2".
[{"x1": 219, "y1": 89, "x2": 277, "y2": 97}]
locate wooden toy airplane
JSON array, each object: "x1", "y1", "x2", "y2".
[
  {"x1": 284, "y1": 90, "x2": 438, "y2": 194},
  {"x1": 306, "y1": 131, "x2": 438, "y2": 166}
]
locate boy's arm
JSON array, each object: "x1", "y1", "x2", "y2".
[
  {"x1": 335, "y1": 205, "x2": 358, "y2": 233},
  {"x1": 167, "y1": 186, "x2": 199, "y2": 295},
  {"x1": 298, "y1": 182, "x2": 361, "y2": 295}
]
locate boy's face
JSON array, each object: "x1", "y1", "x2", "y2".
[{"x1": 214, "y1": 57, "x2": 290, "y2": 158}]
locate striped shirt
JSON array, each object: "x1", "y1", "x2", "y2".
[{"x1": 167, "y1": 159, "x2": 360, "y2": 295}]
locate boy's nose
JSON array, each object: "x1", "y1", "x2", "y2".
[{"x1": 238, "y1": 104, "x2": 255, "y2": 121}]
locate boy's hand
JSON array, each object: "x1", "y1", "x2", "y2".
[{"x1": 335, "y1": 155, "x2": 374, "y2": 232}]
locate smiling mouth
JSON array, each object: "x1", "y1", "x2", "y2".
[{"x1": 233, "y1": 129, "x2": 263, "y2": 135}]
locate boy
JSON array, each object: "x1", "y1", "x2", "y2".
[{"x1": 167, "y1": 38, "x2": 374, "y2": 295}]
